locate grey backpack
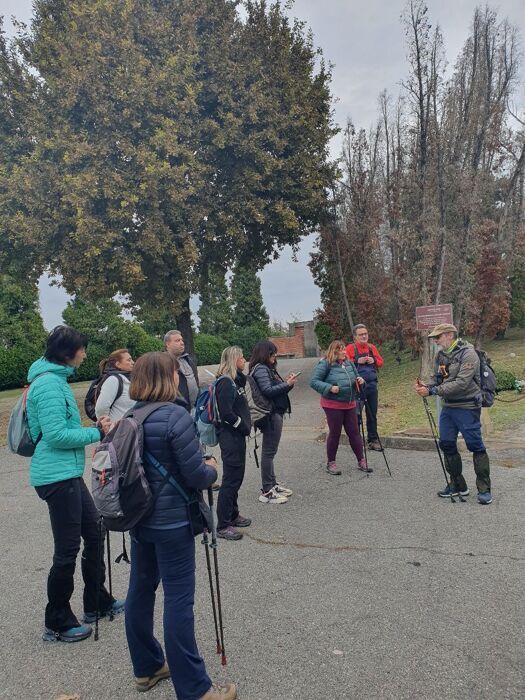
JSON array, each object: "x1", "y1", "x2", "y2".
[
  {"x1": 246, "y1": 365, "x2": 272, "y2": 429},
  {"x1": 7, "y1": 373, "x2": 51, "y2": 457},
  {"x1": 91, "y1": 402, "x2": 171, "y2": 531}
]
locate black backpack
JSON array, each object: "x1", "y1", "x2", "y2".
[
  {"x1": 84, "y1": 372, "x2": 124, "y2": 421},
  {"x1": 474, "y1": 349, "x2": 497, "y2": 408}
]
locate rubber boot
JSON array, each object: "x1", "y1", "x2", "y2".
[
  {"x1": 443, "y1": 452, "x2": 468, "y2": 491},
  {"x1": 473, "y1": 451, "x2": 491, "y2": 494}
]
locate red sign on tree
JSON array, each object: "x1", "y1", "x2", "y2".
[{"x1": 415, "y1": 304, "x2": 454, "y2": 331}]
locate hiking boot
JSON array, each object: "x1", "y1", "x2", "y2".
[
  {"x1": 438, "y1": 484, "x2": 469, "y2": 498},
  {"x1": 273, "y1": 483, "x2": 293, "y2": 496},
  {"x1": 83, "y1": 598, "x2": 126, "y2": 624},
  {"x1": 368, "y1": 440, "x2": 383, "y2": 451},
  {"x1": 477, "y1": 491, "x2": 493, "y2": 505},
  {"x1": 200, "y1": 682, "x2": 237, "y2": 700},
  {"x1": 326, "y1": 461, "x2": 342, "y2": 475},
  {"x1": 135, "y1": 662, "x2": 170, "y2": 692},
  {"x1": 217, "y1": 526, "x2": 243, "y2": 541},
  {"x1": 258, "y1": 489, "x2": 288, "y2": 504},
  {"x1": 357, "y1": 460, "x2": 373, "y2": 473},
  {"x1": 233, "y1": 515, "x2": 252, "y2": 528},
  {"x1": 43, "y1": 624, "x2": 92, "y2": 643}
]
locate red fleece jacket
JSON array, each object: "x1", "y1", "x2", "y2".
[{"x1": 345, "y1": 342, "x2": 384, "y2": 368}]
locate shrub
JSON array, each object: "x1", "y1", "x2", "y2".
[
  {"x1": 194, "y1": 334, "x2": 228, "y2": 365},
  {"x1": 229, "y1": 323, "x2": 270, "y2": 359},
  {"x1": 495, "y1": 368, "x2": 517, "y2": 392},
  {"x1": 0, "y1": 346, "x2": 39, "y2": 390}
]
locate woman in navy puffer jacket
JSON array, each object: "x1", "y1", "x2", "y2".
[{"x1": 125, "y1": 352, "x2": 236, "y2": 700}]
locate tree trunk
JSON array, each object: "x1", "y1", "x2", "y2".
[
  {"x1": 419, "y1": 332, "x2": 435, "y2": 384},
  {"x1": 176, "y1": 297, "x2": 194, "y2": 357},
  {"x1": 334, "y1": 236, "x2": 354, "y2": 332}
]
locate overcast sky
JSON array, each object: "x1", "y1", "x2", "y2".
[{"x1": 2, "y1": 0, "x2": 524, "y2": 328}]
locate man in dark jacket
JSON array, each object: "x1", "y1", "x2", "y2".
[
  {"x1": 164, "y1": 330, "x2": 200, "y2": 409},
  {"x1": 415, "y1": 323, "x2": 492, "y2": 505}
]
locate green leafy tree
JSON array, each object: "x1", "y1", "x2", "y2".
[
  {"x1": 62, "y1": 297, "x2": 162, "y2": 380},
  {"x1": 8, "y1": 0, "x2": 335, "y2": 351},
  {"x1": 230, "y1": 264, "x2": 269, "y2": 330},
  {"x1": 198, "y1": 267, "x2": 233, "y2": 339},
  {"x1": 0, "y1": 274, "x2": 46, "y2": 350},
  {"x1": 229, "y1": 263, "x2": 270, "y2": 355}
]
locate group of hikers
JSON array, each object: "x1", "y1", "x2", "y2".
[{"x1": 20, "y1": 317, "x2": 492, "y2": 699}]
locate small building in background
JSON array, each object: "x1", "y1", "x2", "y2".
[{"x1": 268, "y1": 320, "x2": 319, "y2": 358}]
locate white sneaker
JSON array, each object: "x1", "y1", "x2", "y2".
[
  {"x1": 273, "y1": 484, "x2": 293, "y2": 497},
  {"x1": 258, "y1": 489, "x2": 288, "y2": 504}
]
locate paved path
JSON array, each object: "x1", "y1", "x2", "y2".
[{"x1": 1, "y1": 358, "x2": 524, "y2": 699}]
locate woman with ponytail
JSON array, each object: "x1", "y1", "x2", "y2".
[{"x1": 94, "y1": 349, "x2": 135, "y2": 421}]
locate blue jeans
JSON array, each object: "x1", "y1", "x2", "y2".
[
  {"x1": 438, "y1": 407, "x2": 485, "y2": 454},
  {"x1": 125, "y1": 525, "x2": 212, "y2": 700}
]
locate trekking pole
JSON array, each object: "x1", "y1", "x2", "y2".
[
  {"x1": 357, "y1": 398, "x2": 370, "y2": 477},
  {"x1": 359, "y1": 389, "x2": 392, "y2": 477},
  {"x1": 201, "y1": 525, "x2": 221, "y2": 656},
  {"x1": 106, "y1": 530, "x2": 115, "y2": 621},
  {"x1": 207, "y1": 487, "x2": 227, "y2": 666},
  {"x1": 421, "y1": 396, "x2": 462, "y2": 503},
  {"x1": 94, "y1": 517, "x2": 103, "y2": 641},
  {"x1": 355, "y1": 383, "x2": 370, "y2": 477}
]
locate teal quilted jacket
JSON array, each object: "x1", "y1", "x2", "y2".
[
  {"x1": 26, "y1": 358, "x2": 101, "y2": 487},
  {"x1": 309, "y1": 358, "x2": 360, "y2": 402}
]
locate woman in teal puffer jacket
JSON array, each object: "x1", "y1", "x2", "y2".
[
  {"x1": 27, "y1": 326, "x2": 124, "y2": 643},
  {"x1": 310, "y1": 340, "x2": 369, "y2": 475}
]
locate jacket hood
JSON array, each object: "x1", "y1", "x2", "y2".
[
  {"x1": 446, "y1": 339, "x2": 471, "y2": 356},
  {"x1": 28, "y1": 357, "x2": 75, "y2": 383}
]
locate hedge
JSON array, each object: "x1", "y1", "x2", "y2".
[
  {"x1": 0, "y1": 346, "x2": 39, "y2": 390},
  {"x1": 194, "y1": 334, "x2": 228, "y2": 365},
  {"x1": 495, "y1": 368, "x2": 517, "y2": 392}
]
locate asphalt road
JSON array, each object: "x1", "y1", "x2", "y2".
[{"x1": 1, "y1": 358, "x2": 524, "y2": 699}]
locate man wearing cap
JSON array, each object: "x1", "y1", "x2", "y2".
[{"x1": 414, "y1": 323, "x2": 492, "y2": 505}]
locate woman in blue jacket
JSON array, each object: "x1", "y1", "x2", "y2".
[
  {"x1": 249, "y1": 341, "x2": 296, "y2": 504},
  {"x1": 27, "y1": 326, "x2": 123, "y2": 643},
  {"x1": 125, "y1": 352, "x2": 236, "y2": 700},
  {"x1": 310, "y1": 340, "x2": 368, "y2": 475}
]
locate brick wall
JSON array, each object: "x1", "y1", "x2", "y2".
[{"x1": 268, "y1": 325, "x2": 305, "y2": 358}]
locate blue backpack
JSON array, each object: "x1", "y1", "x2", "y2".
[{"x1": 194, "y1": 376, "x2": 235, "y2": 447}]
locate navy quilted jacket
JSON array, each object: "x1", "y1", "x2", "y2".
[{"x1": 137, "y1": 401, "x2": 217, "y2": 529}]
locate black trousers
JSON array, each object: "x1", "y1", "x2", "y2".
[
  {"x1": 216, "y1": 429, "x2": 246, "y2": 530},
  {"x1": 35, "y1": 477, "x2": 113, "y2": 632},
  {"x1": 359, "y1": 382, "x2": 379, "y2": 443}
]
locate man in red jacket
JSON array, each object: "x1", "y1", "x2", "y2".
[{"x1": 346, "y1": 324, "x2": 384, "y2": 450}]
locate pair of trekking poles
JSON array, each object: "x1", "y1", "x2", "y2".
[{"x1": 93, "y1": 488, "x2": 228, "y2": 659}]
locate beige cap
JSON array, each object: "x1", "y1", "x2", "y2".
[{"x1": 428, "y1": 323, "x2": 458, "y2": 338}]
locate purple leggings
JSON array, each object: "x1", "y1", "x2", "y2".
[{"x1": 323, "y1": 407, "x2": 364, "y2": 463}]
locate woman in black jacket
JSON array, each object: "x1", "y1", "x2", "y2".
[
  {"x1": 249, "y1": 341, "x2": 297, "y2": 504},
  {"x1": 215, "y1": 346, "x2": 252, "y2": 541},
  {"x1": 125, "y1": 352, "x2": 236, "y2": 700}
]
